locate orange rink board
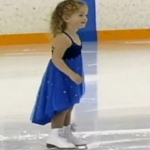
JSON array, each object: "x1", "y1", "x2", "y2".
[{"x1": 1, "y1": 29, "x2": 150, "y2": 46}]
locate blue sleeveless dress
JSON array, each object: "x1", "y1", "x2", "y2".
[{"x1": 30, "y1": 32, "x2": 85, "y2": 125}]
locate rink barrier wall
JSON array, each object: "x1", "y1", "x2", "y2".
[
  {"x1": 0, "y1": 33, "x2": 52, "y2": 46},
  {"x1": 99, "y1": 29, "x2": 150, "y2": 41},
  {"x1": 1, "y1": 29, "x2": 150, "y2": 45},
  {"x1": 0, "y1": 0, "x2": 97, "y2": 45}
]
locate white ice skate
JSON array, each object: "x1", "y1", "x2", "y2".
[
  {"x1": 46, "y1": 128, "x2": 76, "y2": 149},
  {"x1": 64, "y1": 124, "x2": 87, "y2": 147}
]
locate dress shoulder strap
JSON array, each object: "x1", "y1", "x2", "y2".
[{"x1": 63, "y1": 32, "x2": 74, "y2": 44}]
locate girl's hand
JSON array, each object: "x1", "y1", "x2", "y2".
[{"x1": 70, "y1": 73, "x2": 84, "y2": 84}]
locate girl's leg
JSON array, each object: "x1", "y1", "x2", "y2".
[
  {"x1": 63, "y1": 107, "x2": 87, "y2": 146},
  {"x1": 64, "y1": 107, "x2": 73, "y2": 126},
  {"x1": 47, "y1": 109, "x2": 76, "y2": 149},
  {"x1": 51, "y1": 110, "x2": 69, "y2": 128}
]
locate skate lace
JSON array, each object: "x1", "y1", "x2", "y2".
[
  {"x1": 70, "y1": 123, "x2": 77, "y2": 132},
  {"x1": 58, "y1": 129, "x2": 71, "y2": 143}
]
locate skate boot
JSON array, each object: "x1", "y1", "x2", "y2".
[
  {"x1": 46, "y1": 128, "x2": 76, "y2": 149},
  {"x1": 64, "y1": 124, "x2": 87, "y2": 146}
]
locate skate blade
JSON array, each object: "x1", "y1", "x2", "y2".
[
  {"x1": 76, "y1": 145, "x2": 88, "y2": 150},
  {"x1": 46, "y1": 144, "x2": 56, "y2": 149},
  {"x1": 46, "y1": 143, "x2": 76, "y2": 149}
]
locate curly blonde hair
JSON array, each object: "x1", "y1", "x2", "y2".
[{"x1": 50, "y1": 0, "x2": 87, "y2": 36}]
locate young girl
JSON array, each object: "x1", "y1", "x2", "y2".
[{"x1": 31, "y1": 0, "x2": 88, "y2": 149}]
